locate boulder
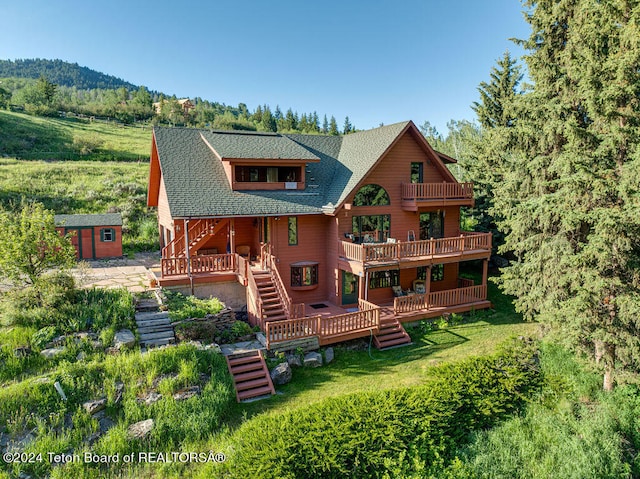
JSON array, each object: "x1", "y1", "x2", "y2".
[
  {"x1": 113, "y1": 329, "x2": 136, "y2": 349},
  {"x1": 173, "y1": 386, "x2": 200, "y2": 401},
  {"x1": 98, "y1": 416, "x2": 115, "y2": 434},
  {"x1": 83, "y1": 398, "x2": 107, "y2": 415},
  {"x1": 286, "y1": 354, "x2": 302, "y2": 367},
  {"x1": 270, "y1": 362, "x2": 292, "y2": 385},
  {"x1": 303, "y1": 351, "x2": 323, "y2": 368},
  {"x1": 127, "y1": 419, "x2": 154, "y2": 440},
  {"x1": 40, "y1": 347, "x2": 65, "y2": 359},
  {"x1": 139, "y1": 391, "x2": 162, "y2": 406},
  {"x1": 13, "y1": 346, "x2": 31, "y2": 357},
  {"x1": 324, "y1": 347, "x2": 334, "y2": 364}
]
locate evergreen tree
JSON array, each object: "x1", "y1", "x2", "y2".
[
  {"x1": 329, "y1": 116, "x2": 339, "y2": 135},
  {"x1": 322, "y1": 114, "x2": 329, "y2": 134},
  {"x1": 472, "y1": 51, "x2": 522, "y2": 129},
  {"x1": 343, "y1": 116, "x2": 352, "y2": 134},
  {"x1": 492, "y1": 0, "x2": 640, "y2": 390},
  {"x1": 261, "y1": 106, "x2": 277, "y2": 132},
  {"x1": 311, "y1": 111, "x2": 320, "y2": 132}
]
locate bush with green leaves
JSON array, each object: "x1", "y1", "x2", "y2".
[{"x1": 219, "y1": 338, "x2": 541, "y2": 479}]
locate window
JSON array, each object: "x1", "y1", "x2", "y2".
[
  {"x1": 417, "y1": 265, "x2": 445, "y2": 282},
  {"x1": 369, "y1": 270, "x2": 399, "y2": 289},
  {"x1": 411, "y1": 162, "x2": 424, "y2": 183},
  {"x1": 431, "y1": 264, "x2": 444, "y2": 282},
  {"x1": 100, "y1": 228, "x2": 115, "y2": 242},
  {"x1": 288, "y1": 217, "x2": 297, "y2": 245},
  {"x1": 353, "y1": 184, "x2": 390, "y2": 206},
  {"x1": 235, "y1": 166, "x2": 301, "y2": 183},
  {"x1": 291, "y1": 262, "x2": 318, "y2": 287},
  {"x1": 352, "y1": 214, "x2": 390, "y2": 243}
]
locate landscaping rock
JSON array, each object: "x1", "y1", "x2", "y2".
[
  {"x1": 114, "y1": 382, "x2": 125, "y2": 404},
  {"x1": 270, "y1": 362, "x2": 292, "y2": 385},
  {"x1": 83, "y1": 398, "x2": 107, "y2": 415},
  {"x1": 127, "y1": 419, "x2": 154, "y2": 440},
  {"x1": 173, "y1": 386, "x2": 200, "y2": 401},
  {"x1": 5, "y1": 431, "x2": 36, "y2": 454},
  {"x1": 40, "y1": 347, "x2": 65, "y2": 359},
  {"x1": 13, "y1": 346, "x2": 31, "y2": 357},
  {"x1": 76, "y1": 351, "x2": 87, "y2": 361},
  {"x1": 324, "y1": 347, "x2": 334, "y2": 364},
  {"x1": 99, "y1": 416, "x2": 115, "y2": 434},
  {"x1": 303, "y1": 351, "x2": 323, "y2": 368},
  {"x1": 286, "y1": 354, "x2": 302, "y2": 367},
  {"x1": 113, "y1": 329, "x2": 136, "y2": 349},
  {"x1": 139, "y1": 391, "x2": 162, "y2": 406},
  {"x1": 45, "y1": 335, "x2": 67, "y2": 349}
]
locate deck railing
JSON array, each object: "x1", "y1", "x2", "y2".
[
  {"x1": 264, "y1": 316, "x2": 319, "y2": 349},
  {"x1": 339, "y1": 232, "x2": 491, "y2": 265},
  {"x1": 401, "y1": 182, "x2": 474, "y2": 201},
  {"x1": 263, "y1": 299, "x2": 381, "y2": 348},
  {"x1": 161, "y1": 253, "x2": 236, "y2": 277},
  {"x1": 246, "y1": 266, "x2": 264, "y2": 330},
  {"x1": 260, "y1": 244, "x2": 305, "y2": 319},
  {"x1": 393, "y1": 284, "x2": 487, "y2": 314}
]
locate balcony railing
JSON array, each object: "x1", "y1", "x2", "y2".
[
  {"x1": 393, "y1": 285, "x2": 487, "y2": 315},
  {"x1": 161, "y1": 253, "x2": 236, "y2": 277},
  {"x1": 402, "y1": 182, "x2": 474, "y2": 201},
  {"x1": 338, "y1": 232, "x2": 491, "y2": 266}
]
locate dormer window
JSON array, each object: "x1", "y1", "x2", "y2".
[{"x1": 234, "y1": 165, "x2": 302, "y2": 183}]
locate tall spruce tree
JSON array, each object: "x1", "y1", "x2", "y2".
[
  {"x1": 493, "y1": 0, "x2": 640, "y2": 390},
  {"x1": 469, "y1": 52, "x2": 523, "y2": 248}
]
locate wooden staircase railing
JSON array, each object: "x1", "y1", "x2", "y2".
[
  {"x1": 161, "y1": 218, "x2": 226, "y2": 259},
  {"x1": 260, "y1": 243, "x2": 305, "y2": 319}
]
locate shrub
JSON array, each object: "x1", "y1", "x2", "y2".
[
  {"x1": 165, "y1": 291, "x2": 224, "y2": 321},
  {"x1": 222, "y1": 338, "x2": 542, "y2": 479}
]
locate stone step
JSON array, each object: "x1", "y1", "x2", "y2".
[
  {"x1": 136, "y1": 318, "x2": 172, "y2": 328},
  {"x1": 139, "y1": 331, "x2": 176, "y2": 341},
  {"x1": 135, "y1": 311, "x2": 170, "y2": 321},
  {"x1": 143, "y1": 338, "x2": 175, "y2": 348},
  {"x1": 137, "y1": 325, "x2": 174, "y2": 334}
]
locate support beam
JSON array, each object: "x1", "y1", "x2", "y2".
[
  {"x1": 425, "y1": 265, "x2": 432, "y2": 294},
  {"x1": 230, "y1": 218, "x2": 236, "y2": 255},
  {"x1": 482, "y1": 258, "x2": 489, "y2": 286}
]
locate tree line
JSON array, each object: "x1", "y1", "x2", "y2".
[{"x1": 0, "y1": 75, "x2": 356, "y2": 135}]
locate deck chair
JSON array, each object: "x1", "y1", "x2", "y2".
[{"x1": 392, "y1": 285, "x2": 406, "y2": 297}]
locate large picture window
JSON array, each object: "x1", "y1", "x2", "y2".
[
  {"x1": 353, "y1": 184, "x2": 390, "y2": 206},
  {"x1": 291, "y1": 262, "x2": 318, "y2": 287},
  {"x1": 352, "y1": 214, "x2": 390, "y2": 243},
  {"x1": 369, "y1": 270, "x2": 399, "y2": 289}
]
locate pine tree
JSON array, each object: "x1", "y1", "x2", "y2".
[
  {"x1": 322, "y1": 114, "x2": 329, "y2": 134},
  {"x1": 472, "y1": 51, "x2": 522, "y2": 129},
  {"x1": 329, "y1": 116, "x2": 339, "y2": 135},
  {"x1": 343, "y1": 116, "x2": 352, "y2": 134},
  {"x1": 492, "y1": 0, "x2": 640, "y2": 390}
]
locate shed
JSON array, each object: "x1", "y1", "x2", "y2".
[{"x1": 54, "y1": 213, "x2": 123, "y2": 260}]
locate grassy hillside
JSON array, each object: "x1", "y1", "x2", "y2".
[
  {"x1": 0, "y1": 109, "x2": 151, "y2": 161},
  {"x1": 0, "y1": 110, "x2": 156, "y2": 253}
]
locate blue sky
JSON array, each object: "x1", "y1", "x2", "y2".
[{"x1": 1, "y1": 0, "x2": 530, "y2": 133}]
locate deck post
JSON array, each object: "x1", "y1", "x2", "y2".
[
  {"x1": 185, "y1": 219, "x2": 193, "y2": 295},
  {"x1": 425, "y1": 265, "x2": 432, "y2": 309},
  {"x1": 482, "y1": 259, "x2": 489, "y2": 292},
  {"x1": 230, "y1": 218, "x2": 236, "y2": 256}
]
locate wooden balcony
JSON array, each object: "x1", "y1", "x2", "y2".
[
  {"x1": 401, "y1": 182, "x2": 474, "y2": 211},
  {"x1": 161, "y1": 253, "x2": 236, "y2": 277},
  {"x1": 392, "y1": 284, "x2": 487, "y2": 315},
  {"x1": 338, "y1": 232, "x2": 491, "y2": 272}
]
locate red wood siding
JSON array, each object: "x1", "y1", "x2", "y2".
[
  {"x1": 270, "y1": 214, "x2": 330, "y2": 304},
  {"x1": 57, "y1": 225, "x2": 122, "y2": 260}
]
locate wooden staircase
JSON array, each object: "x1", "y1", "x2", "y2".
[
  {"x1": 373, "y1": 316, "x2": 412, "y2": 350},
  {"x1": 253, "y1": 271, "x2": 288, "y2": 322},
  {"x1": 225, "y1": 350, "x2": 275, "y2": 402},
  {"x1": 162, "y1": 218, "x2": 227, "y2": 258}
]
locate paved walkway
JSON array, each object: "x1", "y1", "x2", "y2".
[{"x1": 72, "y1": 252, "x2": 161, "y2": 293}]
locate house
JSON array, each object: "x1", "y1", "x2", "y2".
[
  {"x1": 147, "y1": 121, "x2": 492, "y2": 351},
  {"x1": 153, "y1": 98, "x2": 195, "y2": 116},
  {"x1": 55, "y1": 213, "x2": 123, "y2": 260}
]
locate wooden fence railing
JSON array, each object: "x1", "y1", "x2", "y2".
[
  {"x1": 264, "y1": 316, "x2": 319, "y2": 349},
  {"x1": 246, "y1": 265, "x2": 264, "y2": 330},
  {"x1": 393, "y1": 285, "x2": 487, "y2": 314},
  {"x1": 338, "y1": 232, "x2": 491, "y2": 264},
  {"x1": 161, "y1": 253, "x2": 236, "y2": 277},
  {"x1": 401, "y1": 182, "x2": 474, "y2": 200}
]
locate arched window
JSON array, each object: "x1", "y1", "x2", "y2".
[{"x1": 352, "y1": 184, "x2": 390, "y2": 206}]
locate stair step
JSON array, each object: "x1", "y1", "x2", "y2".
[
  {"x1": 376, "y1": 336, "x2": 412, "y2": 349},
  {"x1": 265, "y1": 314, "x2": 287, "y2": 321},
  {"x1": 136, "y1": 318, "x2": 172, "y2": 327},
  {"x1": 143, "y1": 337, "x2": 175, "y2": 347},
  {"x1": 236, "y1": 377, "x2": 270, "y2": 392},
  {"x1": 237, "y1": 385, "x2": 274, "y2": 401},
  {"x1": 377, "y1": 331, "x2": 407, "y2": 341},
  {"x1": 263, "y1": 303, "x2": 283, "y2": 310},
  {"x1": 137, "y1": 325, "x2": 174, "y2": 334},
  {"x1": 227, "y1": 353, "x2": 262, "y2": 366},
  {"x1": 230, "y1": 361, "x2": 264, "y2": 374},
  {"x1": 135, "y1": 311, "x2": 170, "y2": 321},
  {"x1": 233, "y1": 368, "x2": 269, "y2": 383},
  {"x1": 260, "y1": 292, "x2": 279, "y2": 298},
  {"x1": 140, "y1": 331, "x2": 175, "y2": 341}
]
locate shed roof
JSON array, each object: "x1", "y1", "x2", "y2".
[{"x1": 54, "y1": 213, "x2": 123, "y2": 228}]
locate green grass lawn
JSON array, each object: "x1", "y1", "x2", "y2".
[
  {"x1": 234, "y1": 281, "x2": 540, "y2": 420},
  {"x1": 0, "y1": 109, "x2": 151, "y2": 161}
]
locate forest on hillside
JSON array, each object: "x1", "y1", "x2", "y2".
[{"x1": 0, "y1": 59, "x2": 354, "y2": 134}]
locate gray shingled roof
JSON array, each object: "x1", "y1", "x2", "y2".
[
  {"x1": 153, "y1": 122, "x2": 412, "y2": 218},
  {"x1": 200, "y1": 130, "x2": 320, "y2": 161},
  {"x1": 54, "y1": 213, "x2": 122, "y2": 227}
]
